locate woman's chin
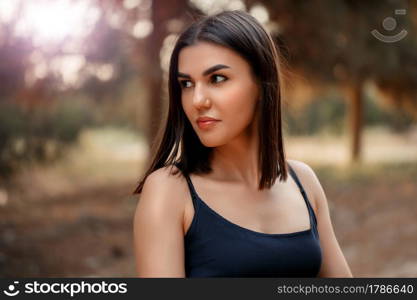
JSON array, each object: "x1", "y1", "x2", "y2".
[
  {"x1": 199, "y1": 137, "x2": 224, "y2": 148},
  {"x1": 201, "y1": 141, "x2": 219, "y2": 148}
]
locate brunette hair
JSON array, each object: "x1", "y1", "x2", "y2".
[{"x1": 133, "y1": 9, "x2": 287, "y2": 193}]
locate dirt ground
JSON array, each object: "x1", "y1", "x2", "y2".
[
  {"x1": 320, "y1": 162, "x2": 417, "y2": 277},
  {"x1": 0, "y1": 161, "x2": 416, "y2": 278}
]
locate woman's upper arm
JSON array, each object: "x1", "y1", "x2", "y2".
[
  {"x1": 133, "y1": 168, "x2": 186, "y2": 277},
  {"x1": 288, "y1": 160, "x2": 353, "y2": 277}
]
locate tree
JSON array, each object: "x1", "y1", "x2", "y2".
[{"x1": 247, "y1": 0, "x2": 417, "y2": 162}]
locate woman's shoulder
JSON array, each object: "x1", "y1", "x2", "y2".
[
  {"x1": 138, "y1": 165, "x2": 190, "y2": 214},
  {"x1": 286, "y1": 159, "x2": 322, "y2": 212},
  {"x1": 144, "y1": 164, "x2": 184, "y2": 184},
  {"x1": 287, "y1": 159, "x2": 315, "y2": 176},
  {"x1": 133, "y1": 165, "x2": 190, "y2": 276},
  {"x1": 142, "y1": 165, "x2": 188, "y2": 197}
]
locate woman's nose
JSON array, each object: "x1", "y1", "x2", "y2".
[{"x1": 192, "y1": 82, "x2": 211, "y2": 109}]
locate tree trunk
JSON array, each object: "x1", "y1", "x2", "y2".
[
  {"x1": 143, "y1": 0, "x2": 191, "y2": 150},
  {"x1": 144, "y1": 1, "x2": 167, "y2": 148},
  {"x1": 344, "y1": 81, "x2": 364, "y2": 164}
]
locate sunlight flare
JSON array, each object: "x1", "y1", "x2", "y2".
[{"x1": 14, "y1": 0, "x2": 100, "y2": 46}]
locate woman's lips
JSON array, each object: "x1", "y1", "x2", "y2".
[{"x1": 197, "y1": 120, "x2": 220, "y2": 130}]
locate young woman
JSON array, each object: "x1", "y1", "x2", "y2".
[{"x1": 133, "y1": 10, "x2": 352, "y2": 278}]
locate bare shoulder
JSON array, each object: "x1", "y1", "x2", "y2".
[
  {"x1": 133, "y1": 165, "x2": 189, "y2": 277},
  {"x1": 286, "y1": 159, "x2": 324, "y2": 213},
  {"x1": 142, "y1": 165, "x2": 186, "y2": 192},
  {"x1": 287, "y1": 159, "x2": 316, "y2": 178},
  {"x1": 137, "y1": 166, "x2": 186, "y2": 224}
]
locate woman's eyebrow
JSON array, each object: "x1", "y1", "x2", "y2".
[{"x1": 177, "y1": 64, "x2": 231, "y2": 78}]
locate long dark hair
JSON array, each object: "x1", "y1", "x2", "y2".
[{"x1": 133, "y1": 10, "x2": 287, "y2": 194}]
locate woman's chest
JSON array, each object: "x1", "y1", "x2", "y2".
[{"x1": 183, "y1": 176, "x2": 314, "y2": 236}]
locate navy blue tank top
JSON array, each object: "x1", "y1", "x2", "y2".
[{"x1": 181, "y1": 163, "x2": 322, "y2": 277}]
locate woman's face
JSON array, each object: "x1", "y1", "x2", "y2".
[{"x1": 178, "y1": 41, "x2": 260, "y2": 147}]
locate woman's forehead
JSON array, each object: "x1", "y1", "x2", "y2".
[{"x1": 178, "y1": 42, "x2": 250, "y2": 74}]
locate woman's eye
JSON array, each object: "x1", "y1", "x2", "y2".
[
  {"x1": 212, "y1": 74, "x2": 227, "y2": 84},
  {"x1": 179, "y1": 75, "x2": 227, "y2": 89},
  {"x1": 180, "y1": 80, "x2": 192, "y2": 89}
]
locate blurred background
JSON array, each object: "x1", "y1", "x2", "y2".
[{"x1": 0, "y1": 0, "x2": 416, "y2": 277}]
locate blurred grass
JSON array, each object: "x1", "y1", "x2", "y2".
[
  {"x1": 6, "y1": 126, "x2": 147, "y2": 199},
  {"x1": 287, "y1": 125, "x2": 417, "y2": 165},
  {"x1": 286, "y1": 125, "x2": 417, "y2": 189},
  {"x1": 53, "y1": 126, "x2": 148, "y2": 184},
  {"x1": 314, "y1": 160, "x2": 417, "y2": 186}
]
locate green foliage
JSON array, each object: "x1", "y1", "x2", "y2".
[
  {"x1": 50, "y1": 100, "x2": 95, "y2": 142},
  {"x1": 364, "y1": 95, "x2": 415, "y2": 133},
  {"x1": 284, "y1": 96, "x2": 346, "y2": 136},
  {"x1": 0, "y1": 103, "x2": 27, "y2": 177},
  {"x1": 285, "y1": 93, "x2": 415, "y2": 136},
  {"x1": 0, "y1": 100, "x2": 95, "y2": 178}
]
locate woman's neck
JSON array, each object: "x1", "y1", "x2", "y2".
[{"x1": 210, "y1": 121, "x2": 260, "y2": 188}]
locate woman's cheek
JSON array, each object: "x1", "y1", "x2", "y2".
[
  {"x1": 224, "y1": 88, "x2": 256, "y2": 125},
  {"x1": 219, "y1": 107, "x2": 254, "y2": 142}
]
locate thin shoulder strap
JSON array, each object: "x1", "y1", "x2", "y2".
[
  {"x1": 287, "y1": 163, "x2": 307, "y2": 199},
  {"x1": 174, "y1": 163, "x2": 199, "y2": 210},
  {"x1": 286, "y1": 162, "x2": 318, "y2": 228}
]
